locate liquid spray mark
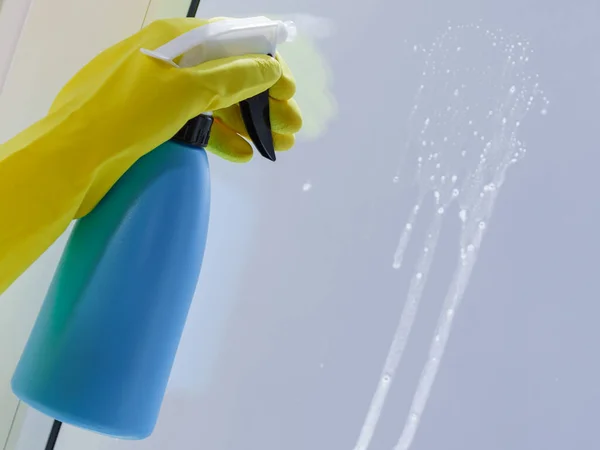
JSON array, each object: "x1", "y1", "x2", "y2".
[{"x1": 353, "y1": 24, "x2": 549, "y2": 450}]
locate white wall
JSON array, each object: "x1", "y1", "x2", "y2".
[
  {"x1": 0, "y1": 0, "x2": 34, "y2": 99},
  {"x1": 6, "y1": 0, "x2": 600, "y2": 449}
]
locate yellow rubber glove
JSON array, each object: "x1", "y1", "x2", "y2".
[
  {"x1": 209, "y1": 53, "x2": 303, "y2": 161},
  {"x1": 0, "y1": 17, "x2": 301, "y2": 296}
]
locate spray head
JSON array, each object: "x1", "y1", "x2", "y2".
[{"x1": 142, "y1": 17, "x2": 297, "y2": 160}]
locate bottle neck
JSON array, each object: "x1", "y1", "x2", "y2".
[{"x1": 171, "y1": 114, "x2": 214, "y2": 148}]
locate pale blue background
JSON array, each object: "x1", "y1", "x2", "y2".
[{"x1": 14, "y1": 0, "x2": 600, "y2": 449}]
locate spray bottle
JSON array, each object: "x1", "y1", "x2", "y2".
[{"x1": 11, "y1": 16, "x2": 296, "y2": 440}]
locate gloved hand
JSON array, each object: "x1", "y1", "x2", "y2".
[
  {"x1": 209, "y1": 52, "x2": 302, "y2": 161},
  {"x1": 48, "y1": 17, "x2": 302, "y2": 216},
  {"x1": 0, "y1": 17, "x2": 301, "y2": 296}
]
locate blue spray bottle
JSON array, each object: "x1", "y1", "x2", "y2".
[{"x1": 11, "y1": 17, "x2": 296, "y2": 439}]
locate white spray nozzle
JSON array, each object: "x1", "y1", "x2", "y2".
[{"x1": 141, "y1": 17, "x2": 297, "y2": 68}]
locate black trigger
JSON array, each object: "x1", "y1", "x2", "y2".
[{"x1": 240, "y1": 90, "x2": 276, "y2": 161}]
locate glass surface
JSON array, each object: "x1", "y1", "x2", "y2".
[{"x1": 9, "y1": 0, "x2": 600, "y2": 449}]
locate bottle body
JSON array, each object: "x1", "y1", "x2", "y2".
[{"x1": 11, "y1": 140, "x2": 210, "y2": 439}]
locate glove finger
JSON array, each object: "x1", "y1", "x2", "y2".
[
  {"x1": 273, "y1": 132, "x2": 295, "y2": 151},
  {"x1": 182, "y1": 54, "x2": 282, "y2": 112},
  {"x1": 206, "y1": 118, "x2": 253, "y2": 163},
  {"x1": 216, "y1": 98, "x2": 302, "y2": 136},
  {"x1": 271, "y1": 98, "x2": 302, "y2": 135},
  {"x1": 213, "y1": 105, "x2": 296, "y2": 152},
  {"x1": 268, "y1": 52, "x2": 296, "y2": 101}
]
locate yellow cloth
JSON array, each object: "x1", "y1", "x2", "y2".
[{"x1": 0, "y1": 17, "x2": 302, "y2": 296}]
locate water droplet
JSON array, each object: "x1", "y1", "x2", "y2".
[
  {"x1": 393, "y1": 261, "x2": 401, "y2": 269},
  {"x1": 509, "y1": 85, "x2": 516, "y2": 94},
  {"x1": 422, "y1": 140, "x2": 428, "y2": 147},
  {"x1": 467, "y1": 244, "x2": 475, "y2": 252},
  {"x1": 459, "y1": 209, "x2": 467, "y2": 222},
  {"x1": 424, "y1": 247, "x2": 429, "y2": 253},
  {"x1": 393, "y1": 176, "x2": 400, "y2": 183},
  {"x1": 447, "y1": 309, "x2": 454, "y2": 317},
  {"x1": 302, "y1": 182, "x2": 312, "y2": 191},
  {"x1": 452, "y1": 188, "x2": 460, "y2": 197},
  {"x1": 454, "y1": 89, "x2": 460, "y2": 97},
  {"x1": 434, "y1": 334, "x2": 441, "y2": 342},
  {"x1": 382, "y1": 374, "x2": 392, "y2": 382},
  {"x1": 479, "y1": 221, "x2": 486, "y2": 230},
  {"x1": 437, "y1": 207, "x2": 445, "y2": 215},
  {"x1": 443, "y1": 136, "x2": 448, "y2": 142},
  {"x1": 405, "y1": 223, "x2": 413, "y2": 230},
  {"x1": 541, "y1": 108, "x2": 548, "y2": 115},
  {"x1": 502, "y1": 117, "x2": 507, "y2": 124},
  {"x1": 424, "y1": 117, "x2": 430, "y2": 126},
  {"x1": 415, "y1": 272, "x2": 423, "y2": 280},
  {"x1": 451, "y1": 175, "x2": 458, "y2": 183}
]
